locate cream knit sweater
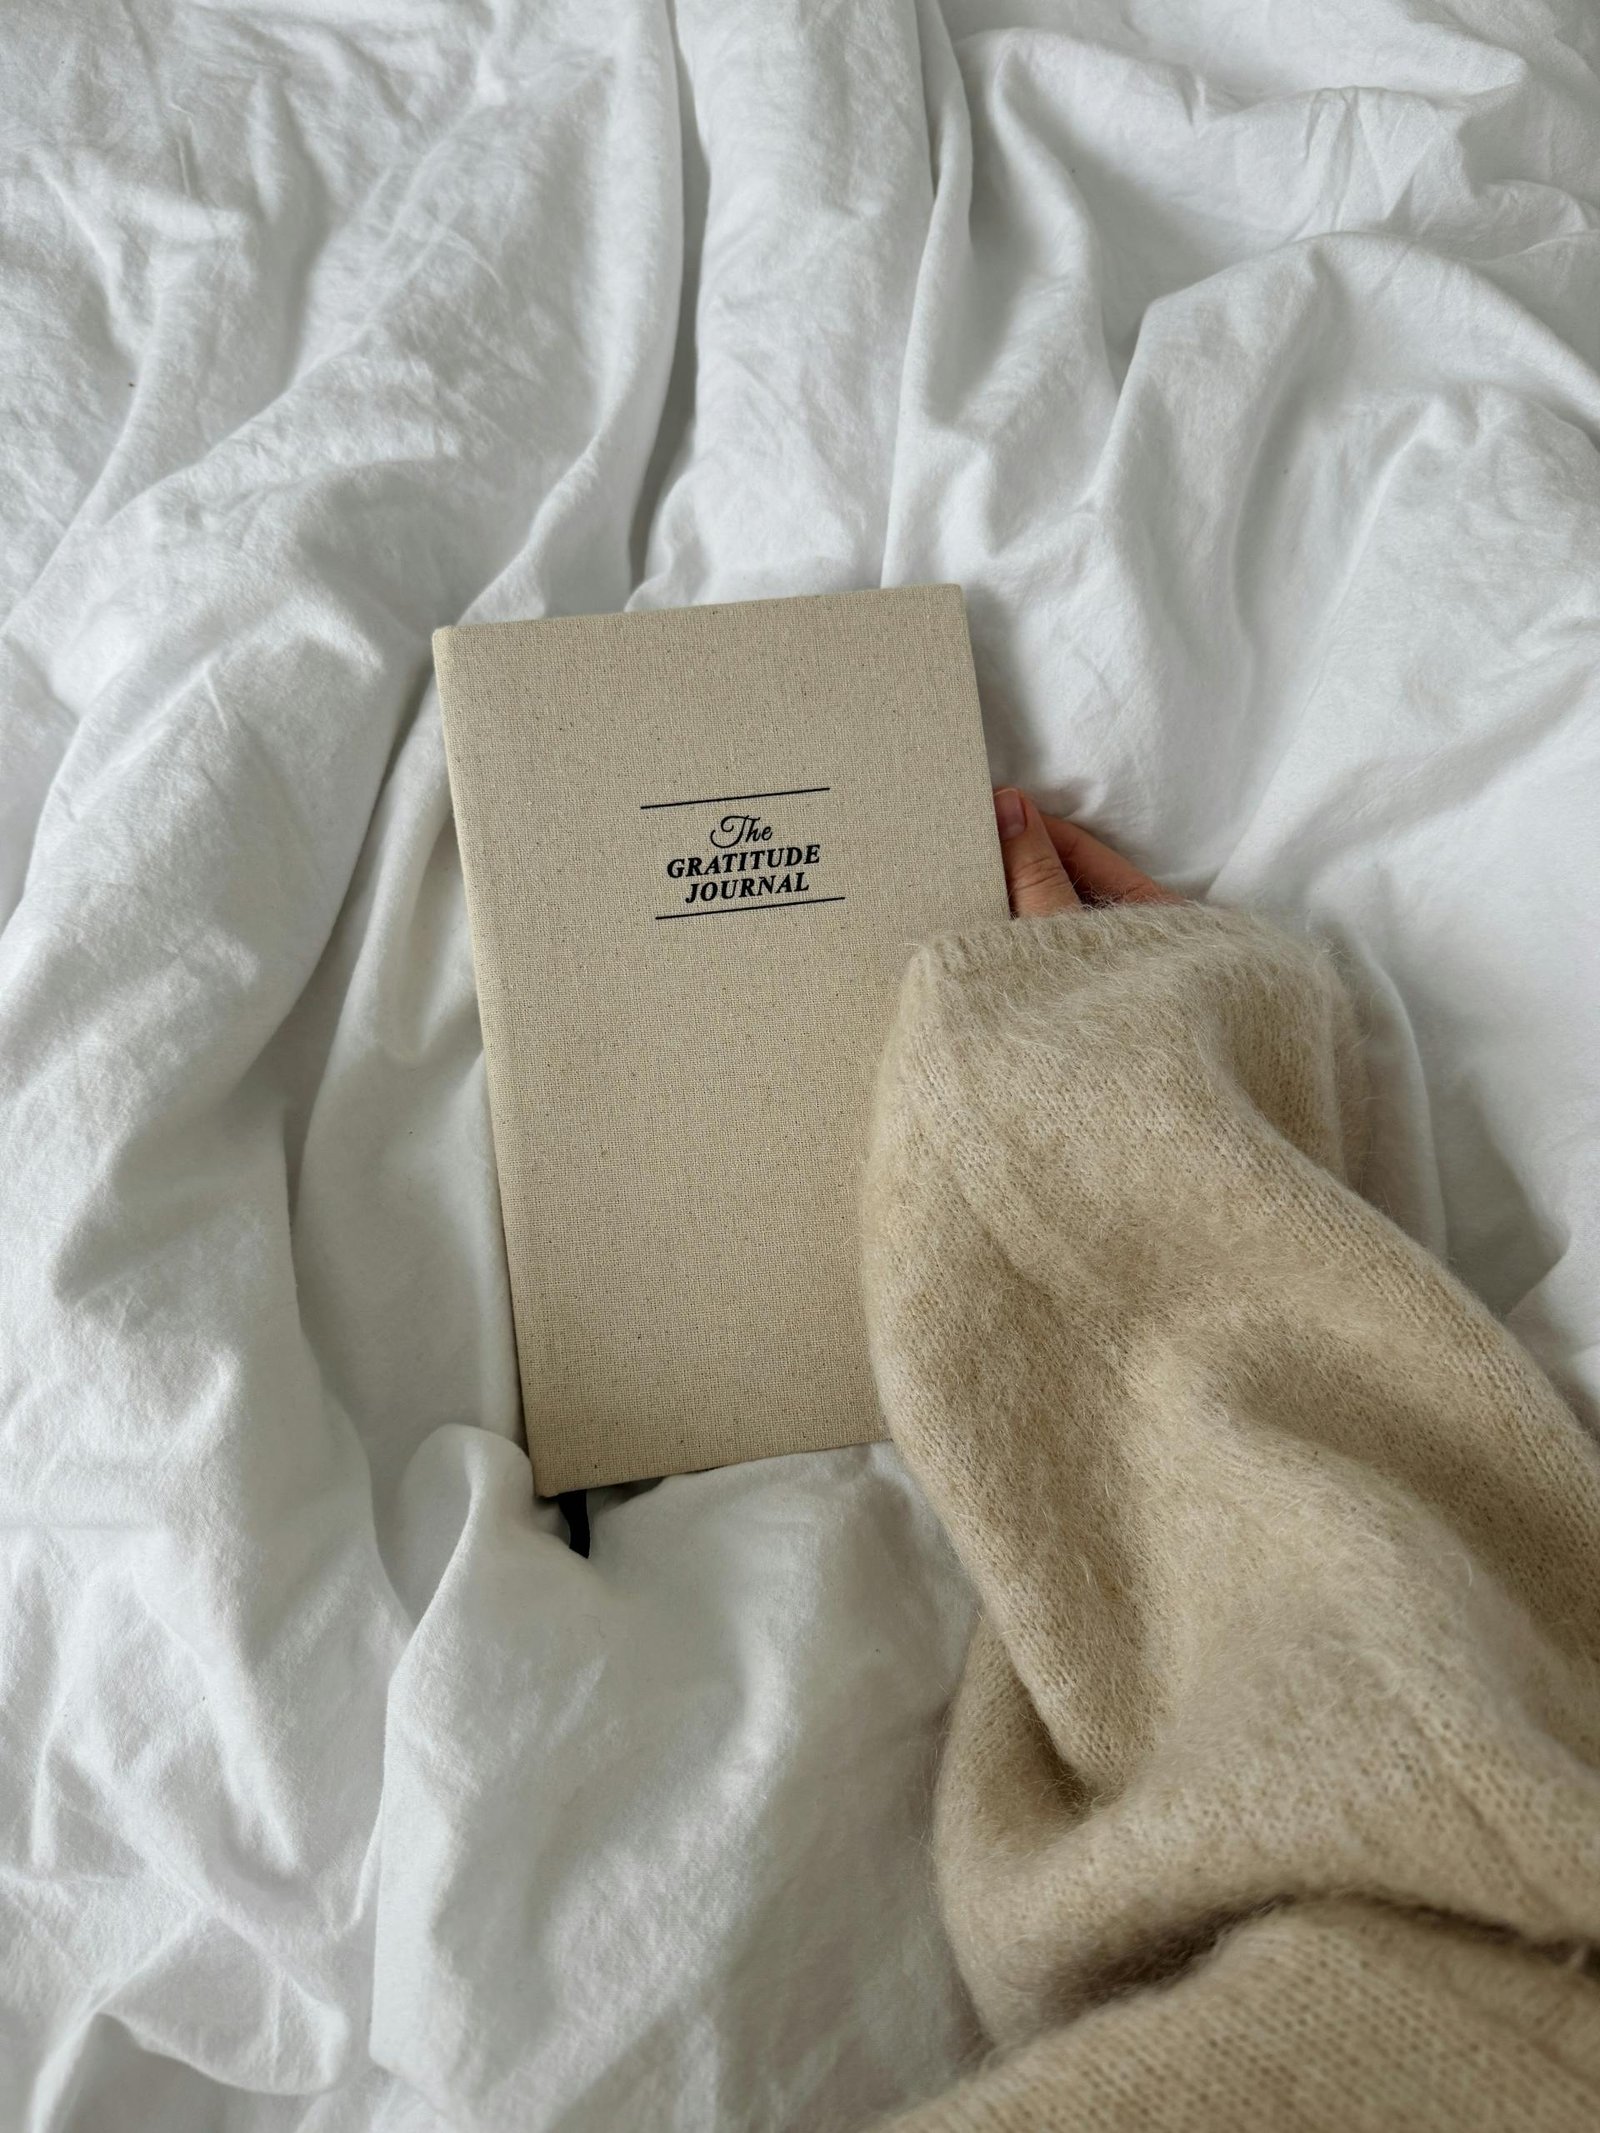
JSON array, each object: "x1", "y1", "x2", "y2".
[{"x1": 860, "y1": 903, "x2": 1600, "y2": 2131}]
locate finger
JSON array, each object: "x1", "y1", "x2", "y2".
[
  {"x1": 993, "y1": 787, "x2": 1081, "y2": 918},
  {"x1": 1039, "y1": 811, "x2": 1181, "y2": 905}
]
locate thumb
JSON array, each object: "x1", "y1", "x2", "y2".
[{"x1": 993, "y1": 787, "x2": 1080, "y2": 918}]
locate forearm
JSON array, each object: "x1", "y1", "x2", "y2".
[{"x1": 861, "y1": 903, "x2": 1600, "y2": 2048}]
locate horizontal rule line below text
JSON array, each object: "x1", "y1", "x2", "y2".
[{"x1": 654, "y1": 896, "x2": 846, "y2": 922}]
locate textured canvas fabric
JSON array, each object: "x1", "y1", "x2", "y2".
[{"x1": 437, "y1": 588, "x2": 1006, "y2": 1490}]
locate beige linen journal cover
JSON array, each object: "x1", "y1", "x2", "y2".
[{"x1": 435, "y1": 584, "x2": 1006, "y2": 1494}]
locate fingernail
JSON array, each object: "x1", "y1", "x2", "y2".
[{"x1": 993, "y1": 786, "x2": 1027, "y2": 840}]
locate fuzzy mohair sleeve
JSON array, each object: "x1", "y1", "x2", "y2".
[{"x1": 860, "y1": 903, "x2": 1600, "y2": 2131}]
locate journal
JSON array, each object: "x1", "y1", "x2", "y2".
[{"x1": 435, "y1": 584, "x2": 1007, "y2": 1492}]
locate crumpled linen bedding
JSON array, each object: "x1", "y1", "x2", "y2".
[{"x1": 2, "y1": 1, "x2": 1598, "y2": 2128}]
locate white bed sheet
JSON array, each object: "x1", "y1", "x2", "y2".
[{"x1": 3, "y1": 1, "x2": 1598, "y2": 2127}]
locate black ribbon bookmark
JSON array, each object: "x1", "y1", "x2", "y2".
[{"x1": 557, "y1": 1490, "x2": 591, "y2": 1559}]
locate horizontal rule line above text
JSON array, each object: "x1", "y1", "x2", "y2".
[{"x1": 639, "y1": 786, "x2": 831, "y2": 811}]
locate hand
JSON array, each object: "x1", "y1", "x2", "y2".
[{"x1": 992, "y1": 786, "x2": 1181, "y2": 919}]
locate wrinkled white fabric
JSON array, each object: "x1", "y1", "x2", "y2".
[{"x1": 3, "y1": 1, "x2": 1598, "y2": 2128}]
